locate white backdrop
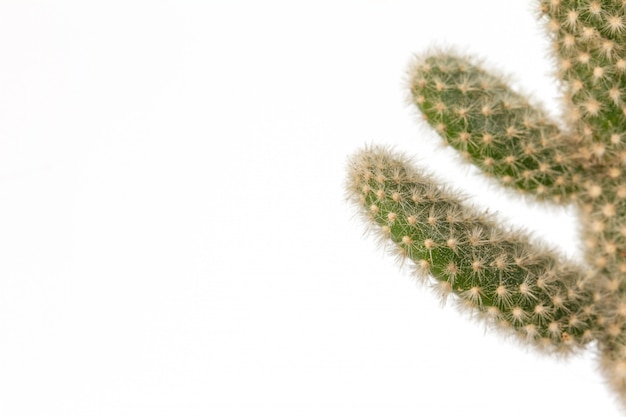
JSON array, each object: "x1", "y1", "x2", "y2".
[{"x1": 0, "y1": 1, "x2": 619, "y2": 416}]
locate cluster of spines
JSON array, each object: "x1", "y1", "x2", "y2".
[{"x1": 347, "y1": 146, "x2": 597, "y2": 352}]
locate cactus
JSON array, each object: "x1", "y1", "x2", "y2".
[{"x1": 346, "y1": 0, "x2": 626, "y2": 409}]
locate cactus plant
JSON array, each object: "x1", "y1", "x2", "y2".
[{"x1": 346, "y1": 0, "x2": 626, "y2": 410}]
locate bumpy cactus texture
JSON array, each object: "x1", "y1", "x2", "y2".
[{"x1": 346, "y1": 0, "x2": 626, "y2": 410}]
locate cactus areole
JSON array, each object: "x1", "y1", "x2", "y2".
[{"x1": 346, "y1": 0, "x2": 626, "y2": 410}]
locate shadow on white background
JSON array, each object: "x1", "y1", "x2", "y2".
[{"x1": 0, "y1": 1, "x2": 618, "y2": 416}]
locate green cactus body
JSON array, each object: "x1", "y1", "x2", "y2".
[
  {"x1": 346, "y1": 0, "x2": 626, "y2": 410},
  {"x1": 349, "y1": 147, "x2": 598, "y2": 349}
]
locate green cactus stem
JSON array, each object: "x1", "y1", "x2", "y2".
[
  {"x1": 408, "y1": 53, "x2": 582, "y2": 202},
  {"x1": 348, "y1": 146, "x2": 597, "y2": 351}
]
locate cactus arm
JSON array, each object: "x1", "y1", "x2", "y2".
[
  {"x1": 408, "y1": 53, "x2": 581, "y2": 202},
  {"x1": 539, "y1": 0, "x2": 626, "y2": 159},
  {"x1": 347, "y1": 146, "x2": 597, "y2": 351}
]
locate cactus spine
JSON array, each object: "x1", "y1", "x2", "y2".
[{"x1": 346, "y1": 0, "x2": 626, "y2": 410}]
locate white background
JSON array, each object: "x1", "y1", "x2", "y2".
[{"x1": 0, "y1": 1, "x2": 620, "y2": 416}]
